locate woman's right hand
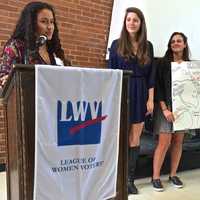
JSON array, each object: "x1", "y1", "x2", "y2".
[
  {"x1": 163, "y1": 109, "x2": 175, "y2": 122},
  {"x1": 0, "y1": 75, "x2": 9, "y2": 88}
]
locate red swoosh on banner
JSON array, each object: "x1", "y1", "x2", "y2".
[{"x1": 69, "y1": 115, "x2": 108, "y2": 135}]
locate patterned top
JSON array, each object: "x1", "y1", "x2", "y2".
[{"x1": 0, "y1": 38, "x2": 56, "y2": 87}]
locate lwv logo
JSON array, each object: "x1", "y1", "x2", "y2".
[{"x1": 57, "y1": 100, "x2": 107, "y2": 146}]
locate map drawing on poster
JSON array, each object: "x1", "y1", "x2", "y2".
[{"x1": 172, "y1": 61, "x2": 200, "y2": 131}]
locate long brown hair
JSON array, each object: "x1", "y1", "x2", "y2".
[{"x1": 117, "y1": 7, "x2": 150, "y2": 65}]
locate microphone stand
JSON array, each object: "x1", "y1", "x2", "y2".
[
  {"x1": 24, "y1": 48, "x2": 30, "y2": 65},
  {"x1": 24, "y1": 47, "x2": 39, "y2": 65},
  {"x1": 24, "y1": 35, "x2": 47, "y2": 64}
]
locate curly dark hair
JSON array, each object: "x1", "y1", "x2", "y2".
[{"x1": 11, "y1": 1, "x2": 70, "y2": 65}]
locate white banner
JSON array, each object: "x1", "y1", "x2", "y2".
[
  {"x1": 34, "y1": 65, "x2": 122, "y2": 200},
  {"x1": 172, "y1": 61, "x2": 200, "y2": 131}
]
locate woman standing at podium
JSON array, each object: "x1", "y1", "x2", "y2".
[
  {"x1": 108, "y1": 7, "x2": 155, "y2": 194},
  {"x1": 0, "y1": 1, "x2": 70, "y2": 88}
]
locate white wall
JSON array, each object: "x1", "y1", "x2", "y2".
[{"x1": 107, "y1": 0, "x2": 200, "y2": 60}]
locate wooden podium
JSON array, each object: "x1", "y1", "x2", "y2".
[{"x1": 1, "y1": 64, "x2": 132, "y2": 200}]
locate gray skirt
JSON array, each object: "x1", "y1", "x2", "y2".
[{"x1": 153, "y1": 104, "x2": 182, "y2": 135}]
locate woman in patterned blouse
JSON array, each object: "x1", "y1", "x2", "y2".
[{"x1": 0, "y1": 1, "x2": 70, "y2": 88}]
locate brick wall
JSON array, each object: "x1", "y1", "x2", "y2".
[{"x1": 0, "y1": 0, "x2": 114, "y2": 164}]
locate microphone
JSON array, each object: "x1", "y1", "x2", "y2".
[
  {"x1": 36, "y1": 35, "x2": 48, "y2": 48},
  {"x1": 24, "y1": 35, "x2": 48, "y2": 64}
]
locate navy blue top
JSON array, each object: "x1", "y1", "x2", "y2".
[{"x1": 108, "y1": 39, "x2": 155, "y2": 123}]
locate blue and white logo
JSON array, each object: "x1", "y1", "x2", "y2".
[{"x1": 57, "y1": 100, "x2": 107, "y2": 146}]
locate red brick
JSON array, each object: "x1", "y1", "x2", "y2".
[{"x1": 0, "y1": 0, "x2": 113, "y2": 163}]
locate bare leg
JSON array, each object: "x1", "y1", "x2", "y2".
[
  {"x1": 170, "y1": 133, "x2": 185, "y2": 177},
  {"x1": 129, "y1": 122, "x2": 144, "y2": 147},
  {"x1": 153, "y1": 133, "x2": 172, "y2": 179}
]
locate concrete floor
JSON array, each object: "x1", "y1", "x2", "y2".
[{"x1": 1, "y1": 169, "x2": 200, "y2": 200}]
